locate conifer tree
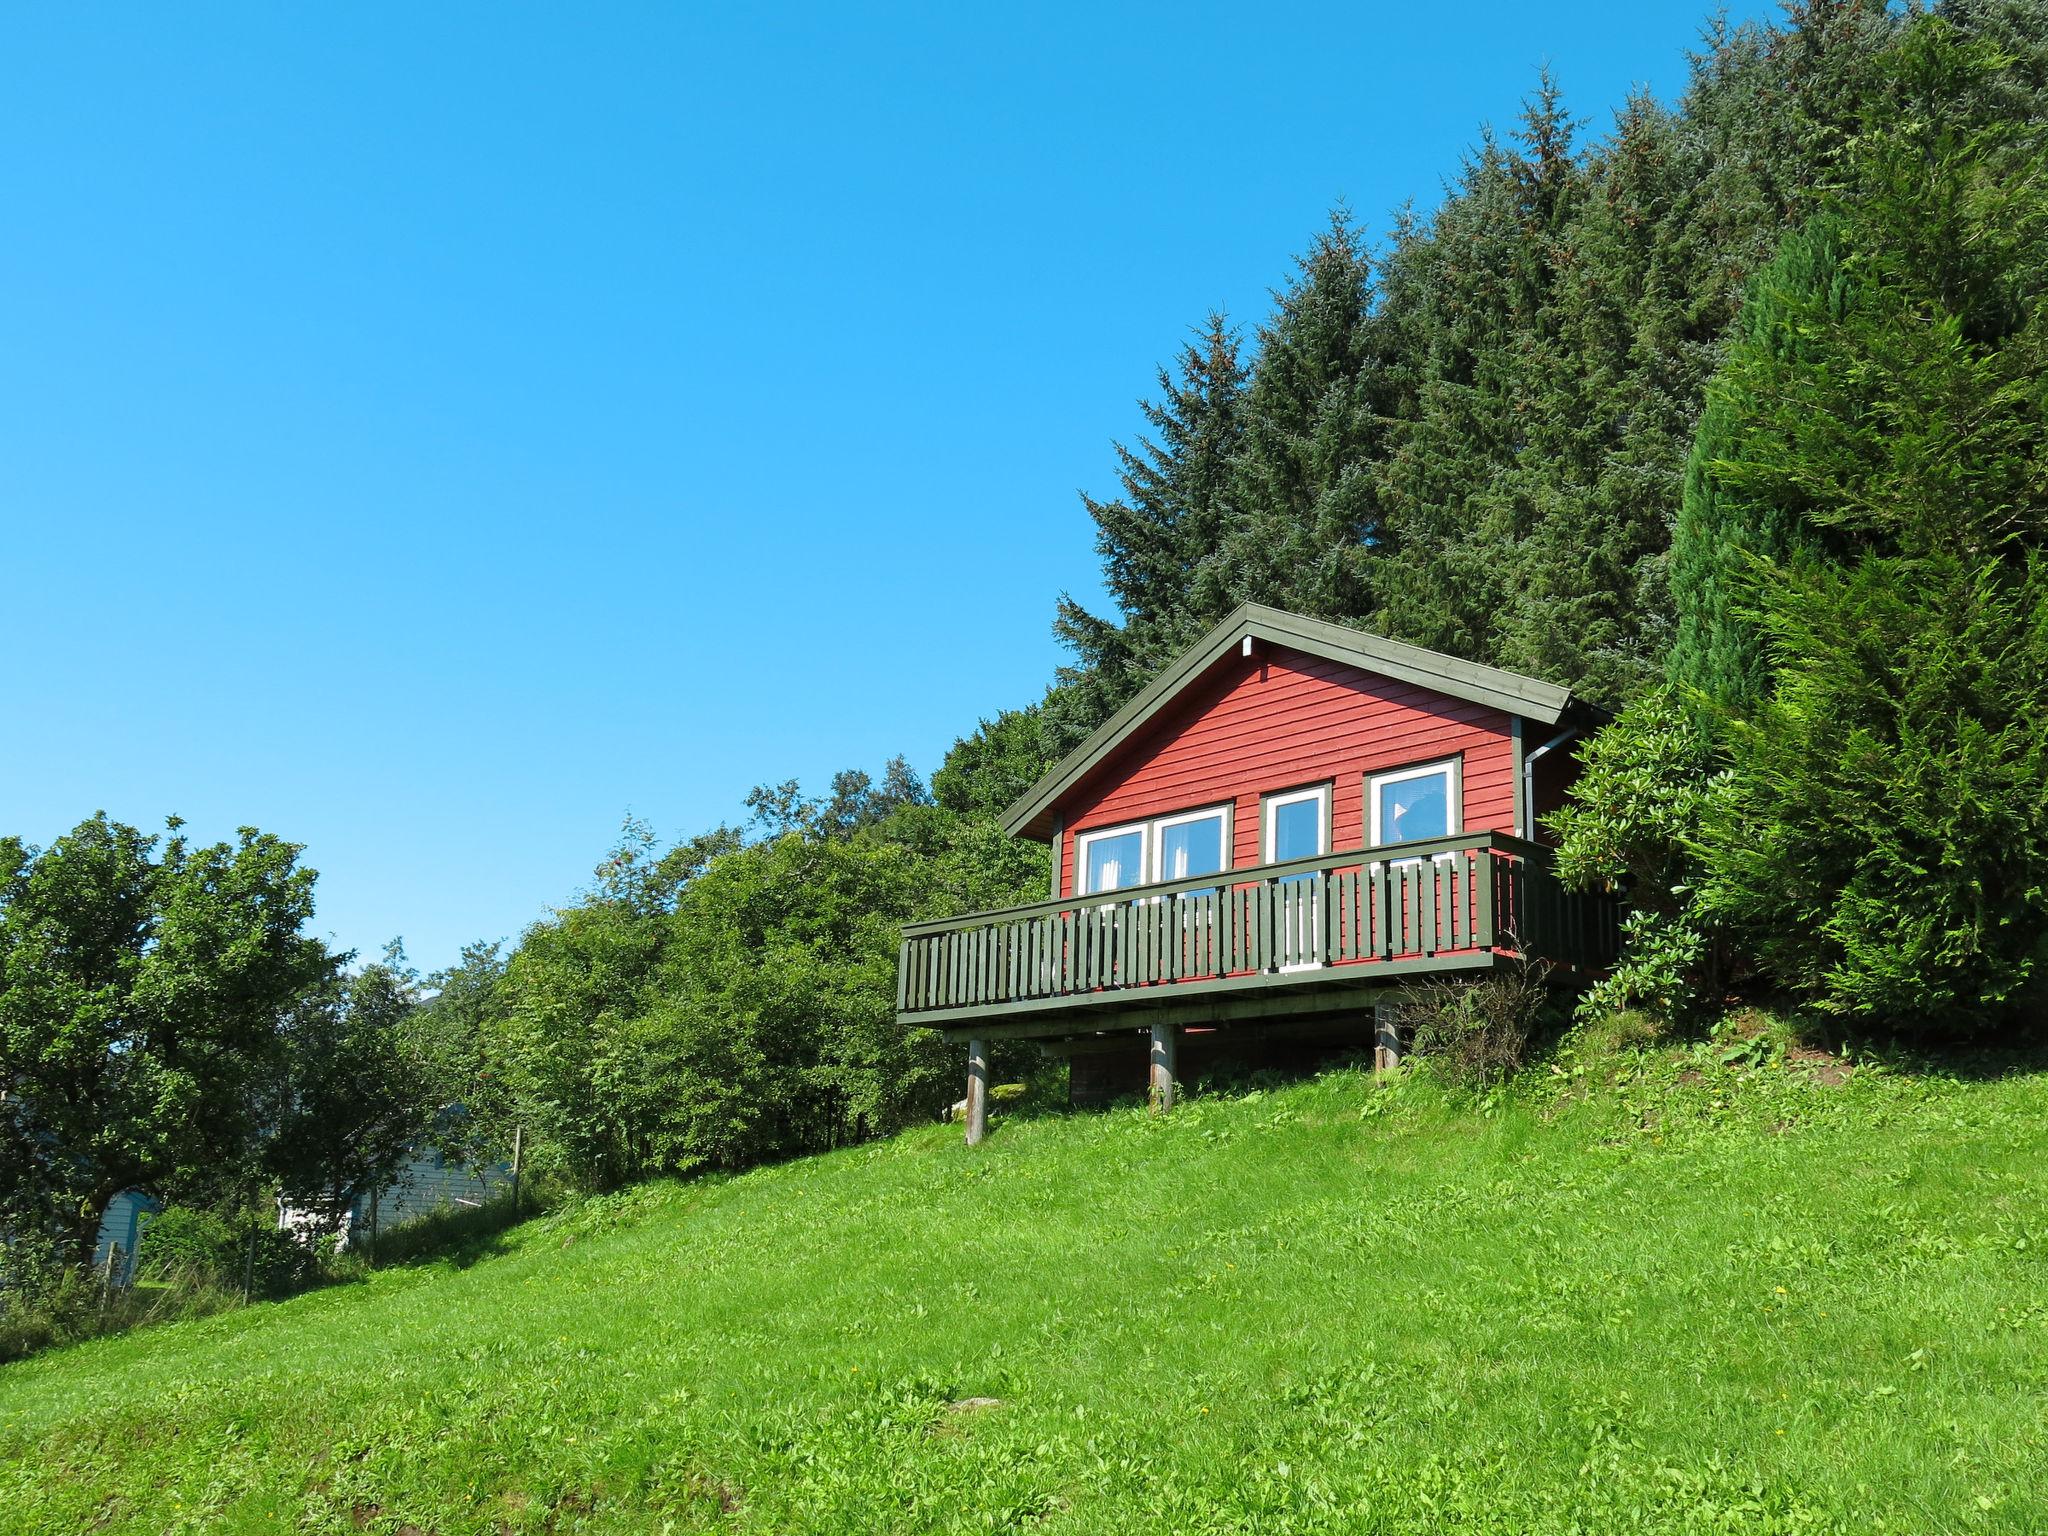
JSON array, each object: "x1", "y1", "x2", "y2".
[
  {"x1": 1665, "y1": 216, "x2": 1847, "y2": 708},
  {"x1": 1216, "y1": 209, "x2": 1387, "y2": 620},
  {"x1": 1639, "y1": 16, "x2": 2048, "y2": 1029},
  {"x1": 1371, "y1": 83, "x2": 1588, "y2": 684},
  {"x1": 1048, "y1": 313, "x2": 1248, "y2": 743}
]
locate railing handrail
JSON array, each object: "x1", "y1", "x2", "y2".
[{"x1": 900, "y1": 829, "x2": 1550, "y2": 938}]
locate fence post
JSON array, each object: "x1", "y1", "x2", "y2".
[{"x1": 510, "y1": 1125, "x2": 525, "y2": 1217}]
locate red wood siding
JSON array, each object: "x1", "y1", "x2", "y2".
[{"x1": 1056, "y1": 645, "x2": 1519, "y2": 899}]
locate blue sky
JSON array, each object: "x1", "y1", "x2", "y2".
[{"x1": 2, "y1": 2, "x2": 1771, "y2": 973}]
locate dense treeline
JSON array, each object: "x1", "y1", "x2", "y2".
[
  {"x1": 6, "y1": 1, "x2": 2045, "y2": 1327},
  {"x1": 1558, "y1": 15, "x2": 2048, "y2": 1032},
  {"x1": 423, "y1": 772, "x2": 1045, "y2": 1192}
]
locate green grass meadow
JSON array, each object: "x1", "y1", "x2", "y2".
[{"x1": 4, "y1": 1033, "x2": 2047, "y2": 1534}]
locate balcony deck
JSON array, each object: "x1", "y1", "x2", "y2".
[{"x1": 896, "y1": 831, "x2": 1621, "y2": 1041}]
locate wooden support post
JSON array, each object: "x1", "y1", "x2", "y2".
[
  {"x1": 1374, "y1": 1002, "x2": 1403, "y2": 1075},
  {"x1": 1149, "y1": 1022, "x2": 1177, "y2": 1113},
  {"x1": 964, "y1": 1037, "x2": 990, "y2": 1146}
]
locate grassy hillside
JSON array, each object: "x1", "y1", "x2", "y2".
[{"x1": 4, "y1": 1029, "x2": 2046, "y2": 1535}]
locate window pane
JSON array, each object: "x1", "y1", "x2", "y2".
[
  {"x1": 1377, "y1": 770, "x2": 1450, "y2": 845},
  {"x1": 1271, "y1": 796, "x2": 1324, "y2": 862},
  {"x1": 1083, "y1": 829, "x2": 1145, "y2": 893},
  {"x1": 1158, "y1": 814, "x2": 1225, "y2": 881}
]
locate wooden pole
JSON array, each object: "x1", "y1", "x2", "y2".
[
  {"x1": 1149, "y1": 1023, "x2": 1177, "y2": 1113},
  {"x1": 1374, "y1": 1002, "x2": 1403, "y2": 1075},
  {"x1": 964, "y1": 1038, "x2": 990, "y2": 1147},
  {"x1": 509, "y1": 1125, "x2": 524, "y2": 1216}
]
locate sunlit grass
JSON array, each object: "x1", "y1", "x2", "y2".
[{"x1": 3, "y1": 1030, "x2": 2045, "y2": 1534}]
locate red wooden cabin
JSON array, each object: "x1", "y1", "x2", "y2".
[{"x1": 897, "y1": 604, "x2": 1620, "y2": 1137}]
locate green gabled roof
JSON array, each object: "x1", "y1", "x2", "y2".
[{"x1": 1000, "y1": 603, "x2": 1580, "y2": 840}]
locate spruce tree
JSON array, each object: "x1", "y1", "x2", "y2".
[
  {"x1": 1371, "y1": 82, "x2": 1588, "y2": 685},
  {"x1": 1216, "y1": 209, "x2": 1387, "y2": 620},
  {"x1": 1048, "y1": 313, "x2": 1247, "y2": 742}
]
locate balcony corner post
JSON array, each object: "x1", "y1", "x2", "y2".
[
  {"x1": 964, "y1": 1037, "x2": 990, "y2": 1147},
  {"x1": 1149, "y1": 1023, "x2": 1178, "y2": 1113}
]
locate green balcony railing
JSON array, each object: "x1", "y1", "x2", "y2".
[{"x1": 896, "y1": 831, "x2": 1620, "y2": 1023}]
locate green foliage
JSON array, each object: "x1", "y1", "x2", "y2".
[
  {"x1": 0, "y1": 814, "x2": 337, "y2": 1260},
  {"x1": 134, "y1": 1206, "x2": 314, "y2": 1298},
  {"x1": 929, "y1": 704, "x2": 1058, "y2": 820},
  {"x1": 9, "y1": 1058, "x2": 2048, "y2": 1531},
  {"x1": 1046, "y1": 4, "x2": 1998, "y2": 713},
  {"x1": 1560, "y1": 17, "x2": 2048, "y2": 1033},
  {"x1": 1700, "y1": 553, "x2": 2048, "y2": 1029},
  {"x1": 1053, "y1": 311, "x2": 1248, "y2": 728},
  {"x1": 1666, "y1": 217, "x2": 1846, "y2": 708},
  {"x1": 1677, "y1": 20, "x2": 2048, "y2": 1030},
  {"x1": 477, "y1": 775, "x2": 1048, "y2": 1194},
  {"x1": 409, "y1": 940, "x2": 517, "y2": 1172},
  {"x1": 132, "y1": 1205, "x2": 239, "y2": 1285},
  {"x1": 263, "y1": 953, "x2": 442, "y2": 1227},
  {"x1": 1217, "y1": 211, "x2": 1387, "y2": 620},
  {"x1": 1551, "y1": 686, "x2": 1726, "y2": 1018}
]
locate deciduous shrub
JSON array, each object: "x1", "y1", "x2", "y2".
[
  {"x1": 1400, "y1": 964, "x2": 1558, "y2": 1091},
  {"x1": 134, "y1": 1206, "x2": 238, "y2": 1285},
  {"x1": 136, "y1": 1206, "x2": 316, "y2": 1298},
  {"x1": 1550, "y1": 686, "x2": 1727, "y2": 1021}
]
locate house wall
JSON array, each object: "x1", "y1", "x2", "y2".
[
  {"x1": 1054, "y1": 644, "x2": 1521, "y2": 899},
  {"x1": 1528, "y1": 729, "x2": 1585, "y2": 844},
  {"x1": 93, "y1": 1190, "x2": 160, "y2": 1283}
]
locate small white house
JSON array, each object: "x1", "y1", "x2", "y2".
[{"x1": 277, "y1": 1145, "x2": 508, "y2": 1249}]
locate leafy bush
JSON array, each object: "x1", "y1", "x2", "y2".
[
  {"x1": 1551, "y1": 686, "x2": 1727, "y2": 1021},
  {"x1": 1, "y1": 1227, "x2": 242, "y2": 1363},
  {"x1": 135, "y1": 1206, "x2": 239, "y2": 1285},
  {"x1": 136, "y1": 1206, "x2": 316, "y2": 1298},
  {"x1": 1400, "y1": 965, "x2": 1557, "y2": 1091}
]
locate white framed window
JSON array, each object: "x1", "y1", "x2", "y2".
[
  {"x1": 1075, "y1": 804, "x2": 1233, "y2": 897},
  {"x1": 1151, "y1": 804, "x2": 1232, "y2": 884},
  {"x1": 1263, "y1": 784, "x2": 1331, "y2": 866},
  {"x1": 1368, "y1": 758, "x2": 1461, "y2": 850},
  {"x1": 1076, "y1": 822, "x2": 1147, "y2": 897},
  {"x1": 1262, "y1": 783, "x2": 1331, "y2": 972}
]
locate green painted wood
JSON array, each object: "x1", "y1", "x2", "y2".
[
  {"x1": 899, "y1": 834, "x2": 1620, "y2": 1015},
  {"x1": 904, "y1": 831, "x2": 1501, "y2": 937},
  {"x1": 1425, "y1": 860, "x2": 1441, "y2": 958},
  {"x1": 915, "y1": 948, "x2": 1513, "y2": 1033}
]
